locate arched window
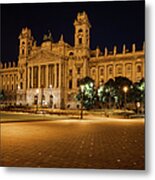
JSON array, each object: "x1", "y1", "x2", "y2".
[
  {"x1": 137, "y1": 65, "x2": 141, "y2": 73},
  {"x1": 69, "y1": 52, "x2": 74, "y2": 56},
  {"x1": 78, "y1": 29, "x2": 83, "y2": 33},
  {"x1": 92, "y1": 69, "x2": 96, "y2": 75},
  {"x1": 117, "y1": 67, "x2": 122, "y2": 74},
  {"x1": 22, "y1": 49, "x2": 25, "y2": 55},
  {"x1": 79, "y1": 38, "x2": 82, "y2": 44},
  {"x1": 100, "y1": 68, "x2": 104, "y2": 75},
  {"x1": 109, "y1": 67, "x2": 113, "y2": 75},
  {"x1": 127, "y1": 65, "x2": 131, "y2": 72}
]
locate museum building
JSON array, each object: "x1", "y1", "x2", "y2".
[{"x1": 0, "y1": 11, "x2": 145, "y2": 109}]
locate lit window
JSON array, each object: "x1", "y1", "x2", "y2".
[{"x1": 117, "y1": 67, "x2": 122, "y2": 74}]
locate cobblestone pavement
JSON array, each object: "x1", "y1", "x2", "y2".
[{"x1": 0, "y1": 117, "x2": 145, "y2": 170}]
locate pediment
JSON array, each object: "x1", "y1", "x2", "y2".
[{"x1": 28, "y1": 50, "x2": 59, "y2": 63}]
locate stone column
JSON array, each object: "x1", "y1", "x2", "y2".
[
  {"x1": 31, "y1": 66, "x2": 33, "y2": 88},
  {"x1": 38, "y1": 65, "x2": 41, "y2": 88},
  {"x1": 123, "y1": 63, "x2": 126, "y2": 77},
  {"x1": 59, "y1": 63, "x2": 61, "y2": 88},
  {"x1": 54, "y1": 64, "x2": 57, "y2": 88},
  {"x1": 113, "y1": 64, "x2": 116, "y2": 78},
  {"x1": 27, "y1": 67, "x2": 30, "y2": 89},
  {"x1": 96, "y1": 66, "x2": 99, "y2": 87},
  {"x1": 46, "y1": 65, "x2": 49, "y2": 88},
  {"x1": 132, "y1": 62, "x2": 136, "y2": 82}
]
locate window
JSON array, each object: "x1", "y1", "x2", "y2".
[
  {"x1": 22, "y1": 49, "x2": 24, "y2": 55},
  {"x1": 127, "y1": 66, "x2": 131, "y2": 71},
  {"x1": 77, "y1": 67, "x2": 81, "y2": 75},
  {"x1": 137, "y1": 65, "x2": 141, "y2": 73},
  {"x1": 101, "y1": 79, "x2": 104, "y2": 84},
  {"x1": 92, "y1": 69, "x2": 96, "y2": 75},
  {"x1": 69, "y1": 80, "x2": 72, "y2": 89},
  {"x1": 77, "y1": 79, "x2": 80, "y2": 87},
  {"x1": 69, "y1": 69, "x2": 72, "y2": 76},
  {"x1": 100, "y1": 68, "x2": 104, "y2": 75},
  {"x1": 117, "y1": 67, "x2": 122, "y2": 74},
  {"x1": 22, "y1": 41, "x2": 25, "y2": 45},
  {"x1": 78, "y1": 29, "x2": 83, "y2": 33},
  {"x1": 34, "y1": 95, "x2": 38, "y2": 105},
  {"x1": 109, "y1": 67, "x2": 113, "y2": 75},
  {"x1": 28, "y1": 49, "x2": 30, "y2": 55},
  {"x1": 69, "y1": 52, "x2": 74, "y2": 56},
  {"x1": 20, "y1": 82, "x2": 23, "y2": 89},
  {"x1": 79, "y1": 38, "x2": 82, "y2": 44}
]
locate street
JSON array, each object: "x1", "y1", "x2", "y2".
[{"x1": 0, "y1": 112, "x2": 145, "y2": 169}]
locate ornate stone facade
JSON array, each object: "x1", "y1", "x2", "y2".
[{"x1": 0, "y1": 11, "x2": 144, "y2": 109}]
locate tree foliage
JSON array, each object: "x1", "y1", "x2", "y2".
[{"x1": 77, "y1": 76, "x2": 145, "y2": 110}]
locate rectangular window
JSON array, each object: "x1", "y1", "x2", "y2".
[
  {"x1": 69, "y1": 69, "x2": 72, "y2": 76},
  {"x1": 20, "y1": 82, "x2": 23, "y2": 89},
  {"x1": 79, "y1": 38, "x2": 82, "y2": 44},
  {"x1": 77, "y1": 79, "x2": 80, "y2": 87},
  {"x1": 77, "y1": 67, "x2": 81, "y2": 75},
  {"x1": 69, "y1": 79, "x2": 72, "y2": 89}
]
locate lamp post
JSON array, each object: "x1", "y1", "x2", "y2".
[
  {"x1": 36, "y1": 89, "x2": 39, "y2": 112},
  {"x1": 80, "y1": 84, "x2": 85, "y2": 119},
  {"x1": 136, "y1": 102, "x2": 141, "y2": 114},
  {"x1": 123, "y1": 86, "x2": 128, "y2": 112}
]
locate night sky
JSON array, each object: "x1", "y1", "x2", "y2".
[{"x1": 1, "y1": 1, "x2": 145, "y2": 63}]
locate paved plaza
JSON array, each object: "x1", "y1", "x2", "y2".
[{"x1": 0, "y1": 112, "x2": 145, "y2": 170}]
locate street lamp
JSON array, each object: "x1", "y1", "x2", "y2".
[
  {"x1": 36, "y1": 89, "x2": 39, "y2": 112},
  {"x1": 136, "y1": 102, "x2": 141, "y2": 114},
  {"x1": 123, "y1": 86, "x2": 128, "y2": 112},
  {"x1": 80, "y1": 84, "x2": 85, "y2": 119}
]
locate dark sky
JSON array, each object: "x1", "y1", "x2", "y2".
[{"x1": 1, "y1": 1, "x2": 145, "y2": 62}]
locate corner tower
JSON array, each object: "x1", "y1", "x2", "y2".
[
  {"x1": 18, "y1": 27, "x2": 34, "y2": 63},
  {"x1": 17, "y1": 27, "x2": 34, "y2": 105},
  {"x1": 74, "y1": 11, "x2": 91, "y2": 50}
]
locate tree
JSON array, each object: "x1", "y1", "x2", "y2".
[
  {"x1": 130, "y1": 78, "x2": 145, "y2": 112},
  {"x1": 97, "y1": 76, "x2": 133, "y2": 109},
  {"x1": 76, "y1": 76, "x2": 96, "y2": 109}
]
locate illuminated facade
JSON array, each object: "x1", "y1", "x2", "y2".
[{"x1": 0, "y1": 12, "x2": 144, "y2": 109}]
